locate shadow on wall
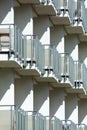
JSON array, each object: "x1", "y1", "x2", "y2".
[
  {"x1": 14, "y1": 5, "x2": 32, "y2": 33},
  {"x1": 0, "y1": 69, "x2": 13, "y2": 102},
  {"x1": 0, "y1": 0, "x2": 11, "y2": 24},
  {"x1": 50, "y1": 89, "x2": 65, "y2": 117}
]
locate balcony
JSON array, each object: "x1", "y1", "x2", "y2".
[
  {"x1": 17, "y1": 35, "x2": 43, "y2": 76},
  {"x1": 58, "y1": 53, "x2": 74, "y2": 87},
  {"x1": 0, "y1": 24, "x2": 23, "y2": 68},
  {"x1": 40, "y1": 45, "x2": 59, "y2": 82},
  {"x1": 66, "y1": 61, "x2": 86, "y2": 94}
]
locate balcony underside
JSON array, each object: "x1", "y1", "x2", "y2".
[
  {"x1": 33, "y1": 4, "x2": 56, "y2": 15},
  {"x1": 50, "y1": 16, "x2": 70, "y2": 25},
  {"x1": 65, "y1": 25, "x2": 84, "y2": 34}
]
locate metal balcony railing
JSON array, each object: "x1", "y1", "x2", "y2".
[
  {"x1": 77, "y1": 124, "x2": 87, "y2": 130},
  {"x1": 22, "y1": 35, "x2": 44, "y2": 72},
  {"x1": 0, "y1": 24, "x2": 23, "y2": 61},
  {"x1": 59, "y1": 53, "x2": 69, "y2": 78},
  {"x1": 0, "y1": 105, "x2": 16, "y2": 130},
  {"x1": 62, "y1": 120, "x2": 77, "y2": 130},
  {"x1": 52, "y1": 117, "x2": 62, "y2": 130},
  {"x1": 59, "y1": 53, "x2": 74, "y2": 85},
  {"x1": 56, "y1": 0, "x2": 69, "y2": 16},
  {"x1": 82, "y1": 63, "x2": 87, "y2": 92},
  {"x1": 16, "y1": 108, "x2": 28, "y2": 130},
  {"x1": 42, "y1": 45, "x2": 59, "y2": 79},
  {"x1": 74, "y1": 61, "x2": 83, "y2": 88},
  {"x1": 26, "y1": 111, "x2": 46, "y2": 130},
  {"x1": 68, "y1": 0, "x2": 83, "y2": 26},
  {"x1": 81, "y1": 0, "x2": 87, "y2": 32},
  {"x1": 44, "y1": 0, "x2": 53, "y2": 5}
]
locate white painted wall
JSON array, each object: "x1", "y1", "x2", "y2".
[
  {"x1": 34, "y1": 16, "x2": 50, "y2": 44},
  {"x1": 34, "y1": 83, "x2": 50, "y2": 116},
  {"x1": 0, "y1": 0, "x2": 14, "y2": 24},
  {"x1": 50, "y1": 88, "x2": 66, "y2": 120},
  {"x1": 65, "y1": 34, "x2": 79, "y2": 60},
  {"x1": 65, "y1": 94, "x2": 78, "y2": 124},
  {"x1": 15, "y1": 77, "x2": 33, "y2": 111},
  {"x1": 14, "y1": 5, "x2": 33, "y2": 34}
]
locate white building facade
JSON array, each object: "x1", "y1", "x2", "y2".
[{"x1": 0, "y1": 0, "x2": 87, "y2": 130}]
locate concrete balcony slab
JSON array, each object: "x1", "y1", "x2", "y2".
[
  {"x1": 50, "y1": 82, "x2": 72, "y2": 88},
  {"x1": 35, "y1": 76, "x2": 58, "y2": 83},
  {"x1": 16, "y1": 68, "x2": 41, "y2": 76},
  {"x1": 0, "y1": 61, "x2": 21, "y2": 68},
  {"x1": 79, "y1": 34, "x2": 87, "y2": 42},
  {"x1": 33, "y1": 4, "x2": 56, "y2": 16},
  {"x1": 65, "y1": 25, "x2": 84, "y2": 35},
  {"x1": 79, "y1": 94, "x2": 87, "y2": 99},
  {"x1": 66, "y1": 87, "x2": 85, "y2": 94},
  {"x1": 50, "y1": 16, "x2": 70, "y2": 25}
]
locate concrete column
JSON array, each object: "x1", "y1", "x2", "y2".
[
  {"x1": 34, "y1": 16, "x2": 51, "y2": 44},
  {"x1": 65, "y1": 35, "x2": 79, "y2": 60},
  {"x1": 65, "y1": 93, "x2": 78, "y2": 124},
  {"x1": 50, "y1": 88, "x2": 66, "y2": 120},
  {"x1": 0, "y1": 0, "x2": 14, "y2": 24},
  {"x1": 0, "y1": 69, "x2": 14, "y2": 105},
  {"x1": 14, "y1": 5, "x2": 33, "y2": 34},
  {"x1": 50, "y1": 26, "x2": 66, "y2": 53},
  {"x1": 78, "y1": 99, "x2": 87, "y2": 125},
  {"x1": 15, "y1": 77, "x2": 34, "y2": 111},
  {"x1": 34, "y1": 83, "x2": 50, "y2": 116}
]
